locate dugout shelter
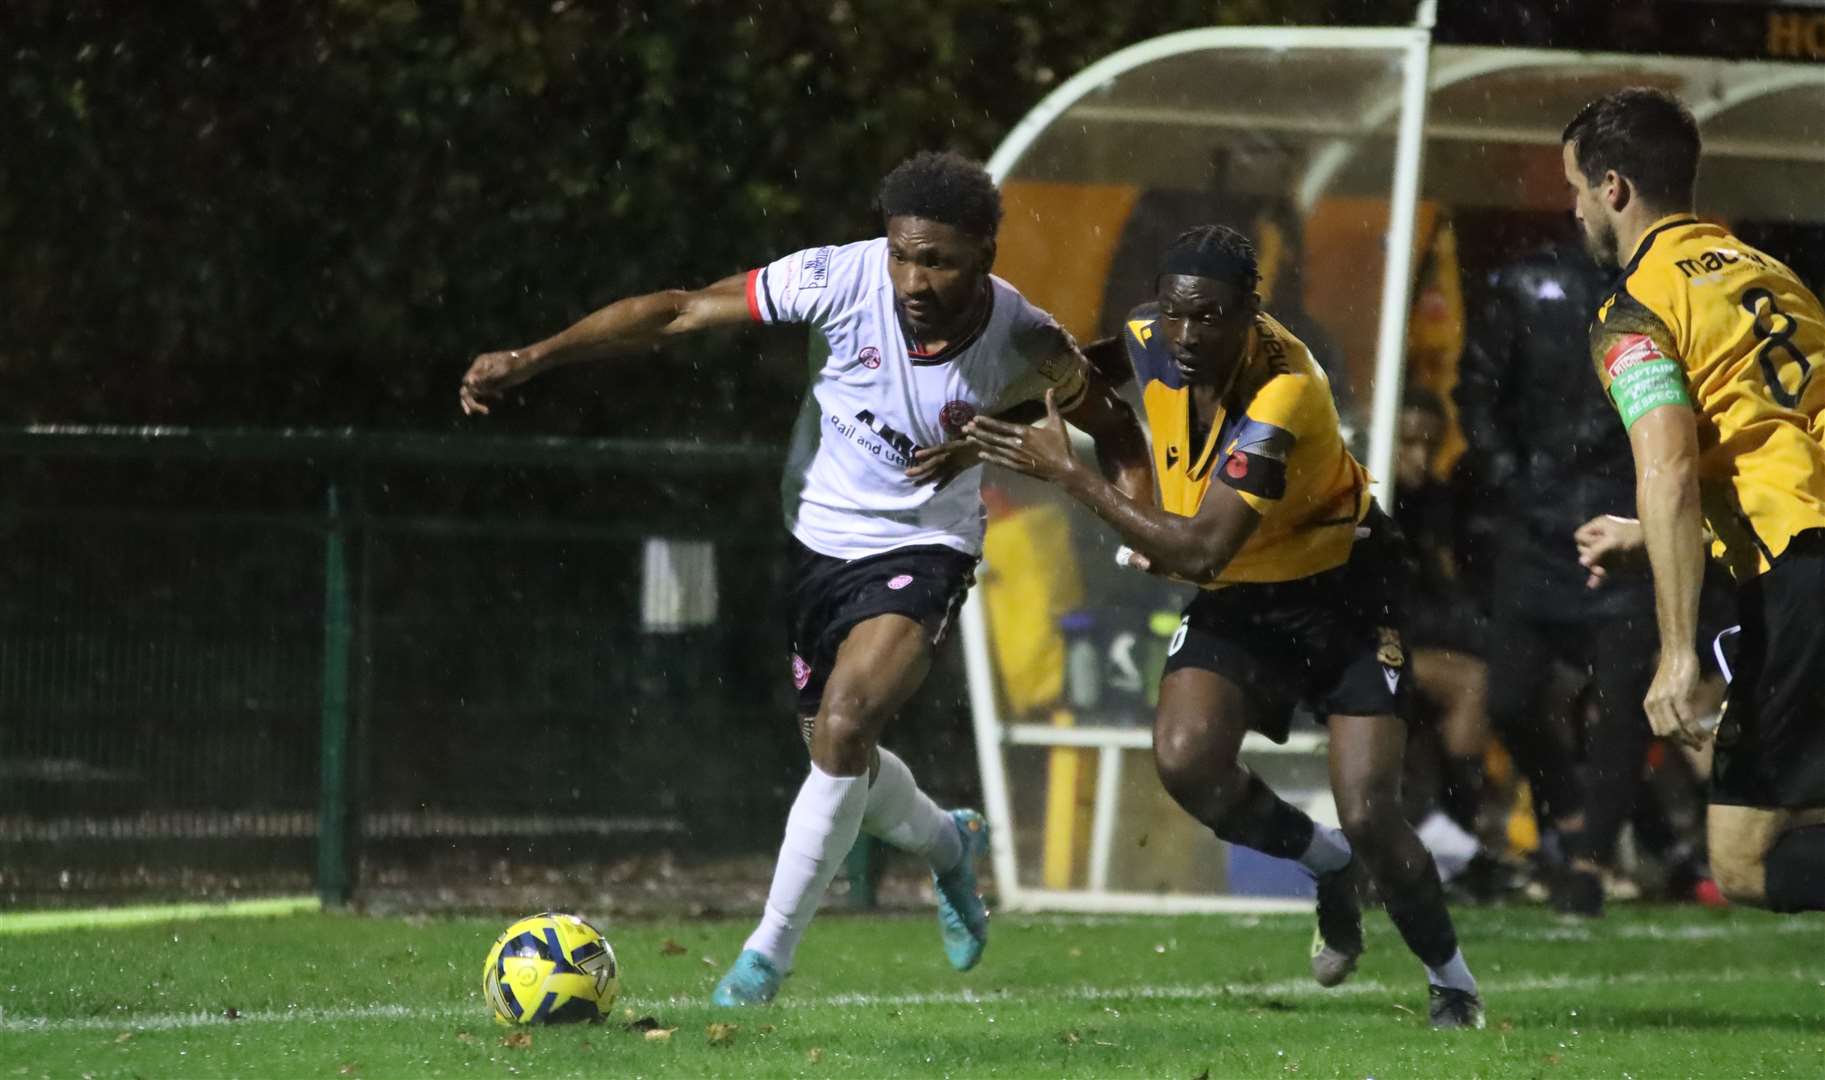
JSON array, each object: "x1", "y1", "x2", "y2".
[{"x1": 964, "y1": 0, "x2": 1825, "y2": 913}]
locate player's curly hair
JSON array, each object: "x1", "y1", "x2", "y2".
[
  {"x1": 877, "y1": 151, "x2": 1002, "y2": 240},
  {"x1": 1159, "y1": 224, "x2": 1259, "y2": 290},
  {"x1": 1562, "y1": 87, "x2": 1700, "y2": 207}
]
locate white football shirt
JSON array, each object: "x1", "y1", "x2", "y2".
[{"x1": 747, "y1": 238, "x2": 1088, "y2": 560}]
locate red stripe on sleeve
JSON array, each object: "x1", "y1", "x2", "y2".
[{"x1": 745, "y1": 269, "x2": 764, "y2": 323}]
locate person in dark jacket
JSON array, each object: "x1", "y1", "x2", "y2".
[
  {"x1": 1393, "y1": 391, "x2": 1492, "y2": 834},
  {"x1": 1454, "y1": 238, "x2": 1660, "y2": 915}
]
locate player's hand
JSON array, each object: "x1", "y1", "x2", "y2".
[
  {"x1": 1644, "y1": 649, "x2": 1707, "y2": 749},
  {"x1": 963, "y1": 389, "x2": 1080, "y2": 486},
  {"x1": 1574, "y1": 513, "x2": 1646, "y2": 589},
  {"x1": 460, "y1": 349, "x2": 537, "y2": 416},
  {"x1": 905, "y1": 439, "x2": 983, "y2": 491}
]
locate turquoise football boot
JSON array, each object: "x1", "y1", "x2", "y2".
[
  {"x1": 932, "y1": 809, "x2": 991, "y2": 971},
  {"x1": 710, "y1": 948, "x2": 783, "y2": 1007}
]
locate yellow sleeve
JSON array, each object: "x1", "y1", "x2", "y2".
[{"x1": 1217, "y1": 374, "x2": 1319, "y2": 514}]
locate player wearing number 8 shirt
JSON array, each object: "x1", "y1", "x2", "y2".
[
  {"x1": 1565, "y1": 88, "x2": 1825, "y2": 915},
  {"x1": 965, "y1": 225, "x2": 1483, "y2": 1029}
]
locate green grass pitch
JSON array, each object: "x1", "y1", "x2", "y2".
[{"x1": 3, "y1": 905, "x2": 1822, "y2": 1077}]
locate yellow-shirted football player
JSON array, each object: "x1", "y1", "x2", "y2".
[
  {"x1": 1566, "y1": 87, "x2": 1825, "y2": 915},
  {"x1": 966, "y1": 225, "x2": 1484, "y2": 1030}
]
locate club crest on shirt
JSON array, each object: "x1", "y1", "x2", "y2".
[
  {"x1": 858, "y1": 346, "x2": 882, "y2": 369},
  {"x1": 790, "y1": 652, "x2": 813, "y2": 690},
  {"x1": 1375, "y1": 626, "x2": 1406, "y2": 669},
  {"x1": 940, "y1": 400, "x2": 977, "y2": 439}
]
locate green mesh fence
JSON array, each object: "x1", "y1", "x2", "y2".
[{"x1": 0, "y1": 427, "x2": 831, "y2": 908}]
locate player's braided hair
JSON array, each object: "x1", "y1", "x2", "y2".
[
  {"x1": 1159, "y1": 224, "x2": 1259, "y2": 290},
  {"x1": 1562, "y1": 87, "x2": 1701, "y2": 208},
  {"x1": 877, "y1": 151, "x2": 1002, "y2": 240}
]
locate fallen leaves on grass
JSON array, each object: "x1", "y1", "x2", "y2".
[
  {"x1": 454, "y1": 1031, "x2": 477, "y2": 1045},
  {"x1": 706, "y1": 1022, "x2": 739, "y2": 1046},
  {"x1": 337, "y1": 1064, "x2": 360, "y2": 1076},
  {"x1": 501, "y1": 1032, "x2": 532, "y2": 1049},
  {"x1": 222, "y1": 1007, "x2": 241, "y2": 1021},
  {"x1": 644, "y1": 1028, "x2": 677, "y2": 1042},
  {"x1": 807, "y1": 1047, "x2": 824, "y2": 1064},
  {"x1": 659, "y1": 938, "x2": 688, "y2": 956},
  {"x1": 113, "y1": 1032, "x2": 134, "y2": 1044},
  {"x1": 625, "y1": 1016, "x2": 665, "y2": 1033},
  {"x1": 1061, "y1": 1030, "x2": 1081, "y2": 1046}
]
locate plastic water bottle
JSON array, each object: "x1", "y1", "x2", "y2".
[{"x1": 1061, "y1": 610, "x2": 1100, "y2": 712}]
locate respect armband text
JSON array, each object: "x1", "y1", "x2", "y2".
[{"x1": 1609, "y1": 358, "x2": 1691, "y2": 427}]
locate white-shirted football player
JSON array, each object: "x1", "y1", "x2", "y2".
[{"x1": 462, "y1": 152, "x2": 1152, "y2": 1006}]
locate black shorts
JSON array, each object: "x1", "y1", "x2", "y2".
[
  {"x1": 1162, "y1": 504, "x2": 1409, "y2": 742},
  {"x1": 1403, "y1": 591, "x2": 1487, "y2": 657},
  {"x1": 1710, "y1": 532, "x2": 1825, "y2": 810},
  {"x1": 785, "y1": 537, "x2": 976, "y2": 717}
]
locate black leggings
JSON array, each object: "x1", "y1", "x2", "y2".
[{"x1": 1485, "y1": 610, "x2": 1658, "y2": 865}]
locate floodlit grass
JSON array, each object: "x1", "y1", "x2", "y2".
[{"x1": 2, "y1": 904, "x2": 1823, "y2": 1077}]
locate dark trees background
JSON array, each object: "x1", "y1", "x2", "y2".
[{"x1": 3, "y1": 0, "x2": 1414, "y2": 439}]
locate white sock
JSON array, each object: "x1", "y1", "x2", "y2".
[
  {"x1": 1415, "y1": 810, "x2": 1481, "y2": 883},
  {"x1": 862, "y1": 748, "x2": 964, "y2": 875},
  {"x1": 1425, "y1": 948, "x2": 1478, "y2": 994},
  {"x1": 742, "y1": 764, "x2": 868, "y2": 971},
  {"x1": 1298, "y1": 822, "x2": 1353, "y2": 874}
]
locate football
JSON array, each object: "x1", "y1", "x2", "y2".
[{"x1": 481, "y1": 912, "x2": 620, "y2": 1025}]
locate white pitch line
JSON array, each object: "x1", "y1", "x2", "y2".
[
  {"x1": 0, "y1": 1004, "x2": 477, "y2": 1035},
  {"x1": 1492, "y1": 918, "x2": 1822, "y2": 944},
  {"x1": 1008, "y1": 914, "x2": 1823, "y2": 945},
  {"x1": 0, "y1": 968, "x2": 1792, "y2": 1035}
]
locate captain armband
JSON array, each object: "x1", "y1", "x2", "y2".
[
  {"x1": 1216, "y1": 449, "x2": 1288, "y2": 500},
  {"x1": 1603, "y1": 334, "x2": 1691, "y2": 428}
]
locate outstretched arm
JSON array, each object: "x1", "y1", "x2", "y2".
[
  {"x1": 460, "y1": 272, "x2": 752, "y2": 414},
  {"x1": 966, "y1": 389, "x2": 1258, "y2": 583}
]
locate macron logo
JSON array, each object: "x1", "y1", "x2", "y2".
[{"x1": 1604, "y1": 334, "x2": 1664, "y2": 380}]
